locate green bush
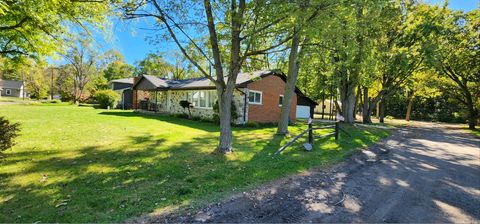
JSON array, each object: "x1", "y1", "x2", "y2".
[
  {"x1": 179, "y1": 100, "x2": 192, "y2": 118},
  {"x1": 191, "y1": 116, "x2": 202, "y2": 121},
  {"x1": 212, "y1": 100, "x2": 239, "y2": 124},
  {"x1": 94, "y1": 90, "x2": 120, "y2": 109},
  {"x1": 40, "y1": 99, "x2": 62, "y2": 104},
  {"x1": 171, "y1": 113, "x2": 189, "y2": 119},
  {"x1": 245, "y1": 121, "x2": 260, "y2": 128},
  {"x1": 200, "y1": 117, "x2": 213, "y2": 123},
  {"x1": 0, "y1": 117, "x2": 20, "y2": 152}
]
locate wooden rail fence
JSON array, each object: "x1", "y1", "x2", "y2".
[{"x1": 275, "y1": 119, "x2": 348, "y2": 156}]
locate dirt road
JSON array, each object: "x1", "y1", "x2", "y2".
[{"x1": 159, "y1": 122, "x2": 480, "y2": 223}]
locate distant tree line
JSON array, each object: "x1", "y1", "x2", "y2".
[{"x1": 0, "y1": 46, "x2": 200, "y2": 102}]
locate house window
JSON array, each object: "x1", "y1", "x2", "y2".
[
  {"x1": 207, "y1": 91, "x2": 215, "y2": 108},
  {"x1": 279, "y1": 95, "x2": 284, "y2": 106},
  {"x1": 5, "y1": 89, "x2": 11, "y2": 95},
  {"x1": 248, "y1": 90, "x2": 262, "y2": 105},
  {"x1": 187, "y1": 90, "x2": 216, "y2": 109}
]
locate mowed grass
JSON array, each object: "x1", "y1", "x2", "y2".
[
  {"x1": 469, "y1": 128, "x2": 480, "y2": 137},
  {"x1": 0, "y1": 105, "x2": 389, "y2": 222}
]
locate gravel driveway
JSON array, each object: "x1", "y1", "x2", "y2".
[{"x1": 151, "y1": 122, "x2": 480, "y2": 223}]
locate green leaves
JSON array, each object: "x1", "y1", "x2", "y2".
[{"x1": 0, "y1": 0, "x2": 113, "y2": 59}]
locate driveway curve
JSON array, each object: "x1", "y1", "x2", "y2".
[{"x1": 158, "y1": 122, "x2": 480, "y2": 223}]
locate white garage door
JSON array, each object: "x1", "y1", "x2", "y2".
[{"x1": 296, "y1": 105, "x2": 311, "y2": 118}]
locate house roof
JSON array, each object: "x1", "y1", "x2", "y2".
[
  {"x1": 109, "y1": 77, "x2": 134, "y2": 85},
  {"x1": 133, "y1": 70, "x2": 318, "y2": 105},
  {"x1": 133, "y1": 70, "x2": 277, "y2": 90},
  {"x1": 0, "y1": 79, "x2": 23, "y2": 89}
]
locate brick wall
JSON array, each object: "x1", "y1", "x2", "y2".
[
  {"x1": 247, "y1": 75, "x2": 296, "y2": 123},
  {"x1": 132, "y1": 76, "x2": 151, "y2": 109}
]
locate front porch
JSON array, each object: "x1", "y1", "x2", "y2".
[
  {"x1": 132, "y1": 74, "x2": 247, "y2": 124},
  {"x1": 136, "y1": 91, "x2": 168, "y2": 112}
]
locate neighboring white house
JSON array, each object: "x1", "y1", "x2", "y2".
[{"x1": 0, "y1": 79, "x2": 27, "y2": 98}]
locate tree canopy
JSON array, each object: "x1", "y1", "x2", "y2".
[{"x1": 0, "y1": 0, "x2": 113, "y2": 59}]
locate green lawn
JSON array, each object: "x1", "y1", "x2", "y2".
[
  {"x1": 0, "y1": 105, "x2": 389, "y2": 222},
  {"x1": 469, "y1": 128, "x2": 480, "y2": 137}
]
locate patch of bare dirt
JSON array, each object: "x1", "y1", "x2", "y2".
[{"x1": 136, "y1": 122, "x2": 480, "y2": 223}]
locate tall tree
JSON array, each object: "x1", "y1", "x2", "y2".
[
  {"x1": 427, "y1": 7, "x2": 479, "y2": 129},
  {"x1": 104, "y1": 61, "x2": 135, "y2": 81},
  {"x1": 404, "y1": 70, "x2": 441, "y2": 122},
  {"x1": 277, "y1": 1, "x2": 334, "y2": 134},
  {"x1": 134, "y1": 53, "x2": 172, "y2": 77},
  {"x1": 324, "y1": 0, "x2": 380, "y2": 124},
  {"x1": 361, "y1": 2, "x2": 431, "y2": 124},
  {"x1": 123, "y1": 0, "x2": 300, "y2": 152},
  {"x1": 103, "y1": 50, "x2": 134, "y2": 81},
  {"x1": 277, "y1": 26, "x2": 302, "y2": 134},
  {"x1": 62, "y1": 37, "x2": 100, "y2": 104}
]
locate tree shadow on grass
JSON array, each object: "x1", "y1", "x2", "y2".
[
  {"x1": 0, "y1": 132, "x2": 230, "y2": 223},
  {"x1": 156, "y1": 125, "x2": 480, "y2": 223},
  {"x1": 0, "y1": 124, "x2": 325, "y2": 223},
  {"x1": 0, "y1": 117, "x2": 392, "y2": 223},
  {"x1": 99, "y1": 111, "x2": 220, "y2": 133}
]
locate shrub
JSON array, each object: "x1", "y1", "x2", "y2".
[
  {"x1": 0, "y1": 117, "x2": 20, "y2": 152},
  {"x1": 171, "y1": 113, "x2": 189, "y2": 119},
  {"x1": 41, "y1": 99, "x2": 62, "y2": 104},
  {"x1": 245, "y1": 121, "x2": 260, "y2": 128},
  {"x1": 191, "y1": 116, "x2": 202, "y2": 121},
  {"x1": 200, "y1": 118, "x2": 213, "y2": 123},
  {"x1": 94, "y1": 90, "x2": 119, "y2": 109},
  {"x1": 212, "y1": 100, "x2": 239, "y2": 124},
  {"x1": 179, "y1": 100, "x2": 192, "y2": 118}
]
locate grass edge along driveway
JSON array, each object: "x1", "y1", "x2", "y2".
[{"x1": 0, "y1": 105, "x2": 389, "y2": 222}]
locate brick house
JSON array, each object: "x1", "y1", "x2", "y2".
[{"x1": 132, "y1": 70, "x2": 317, "y2": 124}]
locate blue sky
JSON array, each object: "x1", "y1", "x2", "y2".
[{"x1": 94, "y1": 0, "x2": 479, "y2": 65}]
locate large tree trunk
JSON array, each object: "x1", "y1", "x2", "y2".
[
  {"x1": 204, "y1": 0, "x2": 243, "y2": 153},
  {"x1": 405, "y1": 91, "x2": 414, "y2": 122},
  {"x1": 217, "y1": 86, "x2": 234, "y2": 152},
  {"x1": 353, "y1": 86, "x2": 360, "y2": 120},
  {"x1": 358, "y1": 86, "x2": 363, "y2": 117},
  {"x1": 339, "y1": 82, "x2": 356, "y2": 124},
  {"x1": 467, "y1": 106, "x2": 478, "y2": 130},
  {"x1": 277, "y1": 26, "x2": 301, "y2": 135},
  {"x1": 379, "y1": 98, "x2": 386, "y2": 123},
  {"x1": 465, "y1": 90, "x2": 478, "y2": 130},
  {"x1": 362, "y1": 87, "x2": 372, "y2": 124},
  {"x1": 73, "y1": 76, "x2": 78, "y2": 104},
  {"x1": 321, "y1": 92, "x2": 325, "y2": 119},
  {"x1": 364, "y1": 94, "x2": 384, "y2": 124}
]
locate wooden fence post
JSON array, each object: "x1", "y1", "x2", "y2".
[
  {"x1": 308, "y1": 121, "x2": 313, "y2": 144},
  {"x1": 335, "y1": 121, "x2": 339, "y2": 141}
]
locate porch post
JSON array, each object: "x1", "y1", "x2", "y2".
[
  {"x1": 166, "y1": 90, "x2": 171, "y2": 111},
  {"x1": 155, "y1": 90, "x2": 158, "y2": 112}
]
